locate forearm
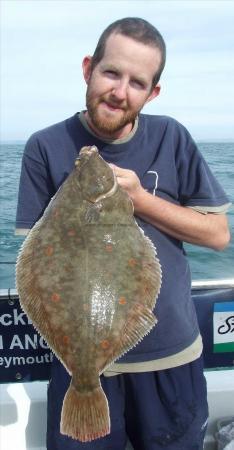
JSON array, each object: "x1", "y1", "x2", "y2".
[
  {"x1": 109, "y1": 163, "x2": 230, "y2": 251},
  {"x1": 133, "y1": 187, "x2": 230, "y2": 251}
]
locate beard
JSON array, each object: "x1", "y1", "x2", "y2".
[{"x1": 86, "y1": 87, "x2": 139, "y2": 136}]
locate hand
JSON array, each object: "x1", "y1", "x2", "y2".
[{"x1": 109, "y1": 164, "x2": 144, "y2": 202}]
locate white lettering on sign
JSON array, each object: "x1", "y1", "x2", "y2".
[
  {"x1": 9, "y1": 334, "x2": 49, "y2": 350},
  {"x1": 0, "y1": 352, "x2": 53, "y2": 368},
  {"x1": 0, "y1": 308, "x2": 32, "y2": 326},
  {"x1": 0, "y1": 314, "x2": 12, "y2": 326},
  {"x1": 10, "y1": 335, "x2": 23, "y2": 349}
]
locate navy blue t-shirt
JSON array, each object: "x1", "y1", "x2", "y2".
[{"x1": 16, "y1": 113, "x2": 229, "y2": 362}]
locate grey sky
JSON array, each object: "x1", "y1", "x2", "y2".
[{"x1": 1, "y1": 0, "x2": 234, "y2": 141}]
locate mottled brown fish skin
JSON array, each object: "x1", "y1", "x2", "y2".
[{"x1": 16, "y1": 145, "x2": 162, "y2": 442}]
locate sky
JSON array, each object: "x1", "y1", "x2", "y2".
[{"x1": 1, "y1": 0, "x2": 234, "y2": 141}]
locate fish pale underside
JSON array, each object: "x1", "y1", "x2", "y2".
[{"x1": 16, "y1": 145, "x2": 162, "y2": 442}]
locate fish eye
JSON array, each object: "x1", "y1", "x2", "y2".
[{"x1": 75, "y1": 158, "x2": 81, "y2": 167}]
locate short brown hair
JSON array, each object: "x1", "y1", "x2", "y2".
[{"x1": 91, "y1": 17, "x2": 166, "y2": 86}]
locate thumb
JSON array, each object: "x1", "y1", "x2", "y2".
[{"x1": 109, "y1": 163, "x2": 118, "y2": 170}]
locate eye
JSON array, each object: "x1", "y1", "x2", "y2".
[
  {"x1": 104, "y1": 70, "x2": 119, "y2": 79},
  {"x1": 75, "y1": 157, "x2": 81, "y2": 167},
  {"x1": 130, "y1": 79, "x2": 146, "y2": 90}
]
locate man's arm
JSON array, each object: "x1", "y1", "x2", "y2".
[{"x1": 110, "y1": 165, "x2": 230, "y2": 251}]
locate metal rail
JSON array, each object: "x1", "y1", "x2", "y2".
[
  {"x1": 191, "y1": 278, "x2": 234, "y2": 290},
  {"x1": 0, "y1": 278, "x2": 234, "y2": 301}
]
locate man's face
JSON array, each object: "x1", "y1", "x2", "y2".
[{"x1": 83, "y1": 33, "x2": 161, "y2": 139}]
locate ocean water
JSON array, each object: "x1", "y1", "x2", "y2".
[{"x1": 0, "y1": 142, "x2": 233, "y2": 289}]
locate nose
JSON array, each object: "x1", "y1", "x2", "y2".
[{"x1": 111, "y1": 79, "x2": 128, "y2": 101}]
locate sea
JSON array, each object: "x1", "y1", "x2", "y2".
[{"x1": 0, "y1": 141, "x2": 233, "y2": 290}]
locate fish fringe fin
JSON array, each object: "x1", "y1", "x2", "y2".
[
  {"x1": 141, "y1": 234, "x2": 162, "y2": 309},
  {"x1": 60, "y1": 382, "x2": 110, "y2": 442},
  {"x1": 119, "y1": 304, "x2": 157, "y2": 356},
  {"x1": 17, "y1": 286, "x2": 70, "y2": 370},
  {"x1": 16, "y1": 225, "x2": 68, "y2": 364},
  {"x1": 100, "y1": 304, "x2": 157, "y2": 373}
]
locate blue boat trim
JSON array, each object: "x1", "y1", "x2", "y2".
[{"x1": 214, "y1": 302, "x2": 234, "y2": 312}]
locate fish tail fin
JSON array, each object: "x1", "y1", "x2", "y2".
[{"x1": 60, "y1": 382, "x2": 110, "y2": 442}]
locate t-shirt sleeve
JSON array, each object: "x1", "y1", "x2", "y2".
[
  {"x1": 176, "y1": 129, "x2": 230, "y2": 210},
  {"x1": 16, "y1": 135, "x2": 55, "y2": 230}
]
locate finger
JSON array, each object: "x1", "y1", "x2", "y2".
[
  {"x1": 110, "y1": 165, "x2": 129, "y2": 178},
  {"x1": 108, "y1": 163, "x2": 117, "y2": 169}
]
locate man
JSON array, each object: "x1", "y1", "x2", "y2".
[{"x1": 16, "y1": 17, "x2": 230, "y2": 450}]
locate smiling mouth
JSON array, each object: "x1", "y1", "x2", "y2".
[{"x1": 101, "y1": 101, "x2": 125, "y2": 112}]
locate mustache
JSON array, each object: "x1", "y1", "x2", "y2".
[{"x1": 101, "y1": 95, "x2": 128, "y2": 110}]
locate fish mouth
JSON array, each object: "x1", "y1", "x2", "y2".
[
  {"x1": 75, "y1": 145, "x2": 99, "y2": 172},
  {"x1": 79, "y1": 146, "x2": 98, "y2": 158},
  {"x1": 75, "y1": 146, "x2": 98, "y2": 166},
  {"x1": 75, "y1": 146, "x2": 118, "y2": 202}
]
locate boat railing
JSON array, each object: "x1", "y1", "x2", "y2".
[
  {"x1": 0, "y1": 278, "x2": 234, "y2": 383},
  {"x1": 191, "y1": 279, "x2": 234, "y2": 290},
  {"x1": 1, "y1": 278, "x2": 234, "y2": 300}
]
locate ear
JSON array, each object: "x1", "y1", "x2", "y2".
[
  {"x1": 146, "y1": 84, "x2": 161, "y2": 104},
  {"x1": 82, "y1": 56, "x2": 93, "y2": 83}
]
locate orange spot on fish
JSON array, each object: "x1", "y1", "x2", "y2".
[
  {"x1": 128, "y1": 258, "x2": 137, "y2": 267},
  {"x1": 45, "y1": 245, "x2": 54, "y2": 256},
  {"x1": 105, "y1": 244, "x2": 113, "y2": 252},
  {"x1": 62, "y1": 335, "x2": 70, "y2": 344},
  {"x1": 51, "y1": 292, "x2": 61, "y2": 302},
  {"x1": 67, "y1": 229, "x2": 76, "y2": 237},
  {"x1": 100, "y1": 340, "x2": 110, "y2": 350},
  {"x1": 119, "y1": 297, "x2": 127, "y2": 305}
]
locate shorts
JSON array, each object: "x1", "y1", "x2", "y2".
[{"x1": 47, "y1": 355, "x2": 208, "y2": 450}]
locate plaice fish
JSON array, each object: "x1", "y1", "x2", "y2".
[{"x1": 16, "y1": 145, "x2": 162, "y2": 442}]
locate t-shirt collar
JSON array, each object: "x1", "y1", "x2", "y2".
[{"x1": 78, "y1": 111, "x2": 139, "y2": 145}]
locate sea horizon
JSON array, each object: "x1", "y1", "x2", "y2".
[{"x1": 1, "y1": 139, "x2": 234, "y2": 145}]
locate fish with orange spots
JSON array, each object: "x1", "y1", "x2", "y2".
[{"x1": 16, "y1": 146, "x2": 162, "y2": 442}]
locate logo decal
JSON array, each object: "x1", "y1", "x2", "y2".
[
  {"x1": 146, "y1": 171, "x2": 159, "y2": 196},
  {"x1": 213, "y1": 302, "x2": 234, "y2": 353}
]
